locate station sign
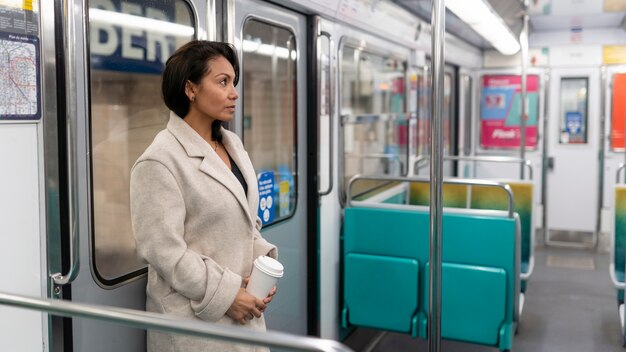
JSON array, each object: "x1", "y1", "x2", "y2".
[{"x1": 89, "y1": 0, "x2": 193, "y2": 74}]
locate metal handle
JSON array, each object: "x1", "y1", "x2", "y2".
[
  {"x1": 51, "y1": 0, "x2": 81, "y2": 288},
  {"x1": 610, "y1": 263, "x2": 626, "y2": 289},
  {"x1": 346, "y1": 174, "x2": 515, "y2": 218},
  {"x1": 414, "y1": 155, "x2": 534, "y2": 180},
  {"x1": 0, "y1": 292, "x2": 354, "y2": 352},
  {"x1": 318, "y1": 25, "x2": 334, "y2": 196},
  {"x1": 616, "y1": 163, "x2": 626, "y2": 183}
]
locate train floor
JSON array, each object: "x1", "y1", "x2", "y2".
[{"x1": 342, "y1": 236, "x2": 624, "y2": 352}]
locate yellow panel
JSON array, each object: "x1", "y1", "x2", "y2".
[
  {"x1": 603, "y1": 46, "x2": 626, "y2": 65},
  {"x1": 604, "y1": 0, "x2": 626, "y2": 12}
]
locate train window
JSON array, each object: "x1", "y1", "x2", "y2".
[
  {"x1": 414, "y1": 66, "x2": 454, "y2": 157},
  {"x1": 479, "y1": 74, "x2": 540, "y2": 150},
  {"x1": 610, "y1": 73, "x2": 626, "y2": 151},
  {"x1": 558, "y1": 77, "x2": 588, "y2": 145},
  {"x1": 340, "y1": 43, "x2": 408, "y2": 199},
  {"x1": 88, "y1": 0, "x2": 195, "y2": 284},
  {"x1": 416, "y1": 69, "x2": 429, "y2": 156},
  {"x1": 241, "y1": 19, "x2": 297, "y2": 226}
]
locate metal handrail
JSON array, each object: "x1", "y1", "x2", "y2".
[
  {"x1": 610, "y1": 264, "x2": 626, "y2": 289},
  {"x1": 613, "y1": 163, "x2": 626, "y2": 290},
  {"x1": 51, "y1": 0, "x2": 81, "y2": 289},
  {"x1": 0, "y1": 292, "x2": 353, "y2": 352},
  {"x1": 346, "y1": 174, "x2": 515, "y2": 218},
  {"x1": 318, "y1": 24, "x2": 335, "y2": 197},
  {"x1": 616, "y1": 163, "x2": 626, "y2": 183},
  {"x1": 414, "y1": 155, "x2": 534, "y2": 180},
  {"x1": 345, "y1": 153, "x2": 405, "y2": 175}
]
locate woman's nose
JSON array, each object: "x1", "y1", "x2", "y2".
[{"x1": 229, "y1": 86, "x2": 239, "y2": 100}]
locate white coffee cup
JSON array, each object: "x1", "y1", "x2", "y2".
[{"x1": 246, "y1": 256, "x2": 284, "y2": 299}]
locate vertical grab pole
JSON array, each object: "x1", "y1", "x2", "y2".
[
  {"x1": 429, "y1": 1, "x2": 445, "y2": 352},
  {"x1": 520, "y1": 0, "x2": 529, "y2": 179}
]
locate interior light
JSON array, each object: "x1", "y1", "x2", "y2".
[
  {"x1": 89, "y1": 8, "x2": 194, "y2": 37},
  {"x1": 446, "y1": 0, "x2": 520, "y2": 55},
  {"x1": 242, "y1": 39, "x2": 292, "y2": 60}
]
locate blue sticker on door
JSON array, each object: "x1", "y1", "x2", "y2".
[{"x1": 257, "y1": 171, "x2": 275, "y2": 225}]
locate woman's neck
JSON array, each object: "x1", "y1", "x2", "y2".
[{"x1": 183, "y1": 110, "x2": 215, "y2": 143}]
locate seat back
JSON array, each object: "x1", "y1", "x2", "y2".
[
  {"x1": 614, "y1": 185, "x2": 626, "y2": 297},
  {"x1": 342, "y1": 204, "x2": 520, "y2": 349}
]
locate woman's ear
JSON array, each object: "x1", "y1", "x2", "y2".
[{"x1": 185, "y1": 80, "x2": 195, "y2": 101}]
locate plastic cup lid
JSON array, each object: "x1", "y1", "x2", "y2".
[{"x1": 254, "y1": 256, "x2": 284, "y2": 278}]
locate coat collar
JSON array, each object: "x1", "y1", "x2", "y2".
[{"x1": 166, "y1": 112, "x2": 257, "y2": 226}]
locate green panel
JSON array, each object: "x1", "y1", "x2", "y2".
[
  {"x1": 471, "y1": 182, "x2": 532, "y2": 278},
  {"x1": 345, "y1": 253, "x2": 419, "y2": 332},
  {"x1": 423, "y1": 263, "x2": 507, "y2": 346},
  {"x1": 615, "y1": 187, "x2": 626, "y2": 284},
  {"x1": 408, "y1": 183, "x2": 468, "y2": 207}
]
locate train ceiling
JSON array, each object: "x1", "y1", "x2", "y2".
[{"x1": 392, "y1": 0, "x2": 626, "y2": 51}]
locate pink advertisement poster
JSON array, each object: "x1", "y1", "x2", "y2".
[{"x1": 480, "y1": 75, "x2": 539, "y2": 149}]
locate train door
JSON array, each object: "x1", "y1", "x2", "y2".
[
  {"x1": 50, "y1": 0, "x2": 206, "y2": 351},
  {"x1": 231, "y1": 0, "x2": 309, "y2": 335},
  {"x1": 546, "y1": 68, "x2": 600, "y2": 246}
]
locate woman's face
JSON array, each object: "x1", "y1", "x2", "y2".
[{"x1": 188, "y1": 56, "x2": 239, "y2": 122}]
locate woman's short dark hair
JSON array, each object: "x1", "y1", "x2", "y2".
[{"x1": 162, "y1": 40, "x2": 239, "y2": 142}]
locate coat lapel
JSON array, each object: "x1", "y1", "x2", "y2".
[
  {"x1": 166, "y1": 113, "x2": 254, "y2": 226},
  {"x1": 221, "y1": 131, "x2": 259, "y2": 222}
]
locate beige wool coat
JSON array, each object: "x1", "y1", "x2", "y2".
[{"x1": 130, "y1": 112, "x2": 277, "y2": 352}]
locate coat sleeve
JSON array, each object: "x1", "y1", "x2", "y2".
[
  {"x1": 253, "y1": 217, "x2": 278, "y2": 259},
  {"x1": 130, "y1": 160, "x2": 241, "y2": 322}
]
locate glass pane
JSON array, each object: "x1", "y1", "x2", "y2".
[
  {"x1": 88, "y1": 0, "x2": 194, "y2": 283},
  {"x1": 463, "y1": 75, "x2": 473, "y2": 156},
  {"x1": 444, "y1": 72, "x2": 453, "y2": 153},
  {"x1": 416, "y1": 69, "x2": 430, "y2": 156},
  {"x1": 610, "y1": 73, "x2": 626, "y2": 151},
  {"x1": 415, "y1": 67, "x2": 454, "y2": 156},
  {"x1": 559, "y1": 77, "x2": 588, "y2": 144},
  {"x1": 242, "y1": 20, "x2": 297, "y2": 226},
  {"x1": 479, "y1": 74, "x2": 540, "y2": 150},
  {"x1": 340, "y1": 44, "x2": 407, "y2": 198}
]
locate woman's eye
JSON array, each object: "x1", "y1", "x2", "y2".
[{"x1": 220, "y1": 79, "x2": 227, "y2": 86}]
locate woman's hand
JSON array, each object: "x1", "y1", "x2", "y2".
[
  {"x1": 243, "y1": 277, "x2": 277, "y2": 305},
  {"x1": 226, "y1": 288, "x2": 265, "y2": 325},
  {"x1": 263, "y1": 286, "x2": 277, "y2": 304}
]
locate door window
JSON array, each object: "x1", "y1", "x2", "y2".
[
  {"x1": 559, "y1": 77, "x2": 588, "y2": 144},
  {"x1": 241, "y1": 19, "x2": 297, "y2": 226},
  {"x1": 88, "y1": 0, "x2": 195, "y2": 284},
  {"x1": 414, "y1": 67, "x2": 455, "y2": 160}
]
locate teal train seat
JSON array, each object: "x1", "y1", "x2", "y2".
[
  {"x1": 409, "y1": 180, "x2": 534, "y2": 293},
  {"x1": 342, "y1": 178, "x2": 521, "y2": 351},
  {"x1": 611, "y1": 183, "x2": 626, "y2": 346}
]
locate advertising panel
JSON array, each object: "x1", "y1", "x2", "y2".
[
  {"x1": 480, "y1": 74, "x2": 539, "y2": 149},
  {"x1": 611, "y1": 73, "x2": 626, "y2": 150}
]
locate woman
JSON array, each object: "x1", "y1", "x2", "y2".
[{"x1": 130, "y1": 40, "x2": 277, "y2": 352}]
